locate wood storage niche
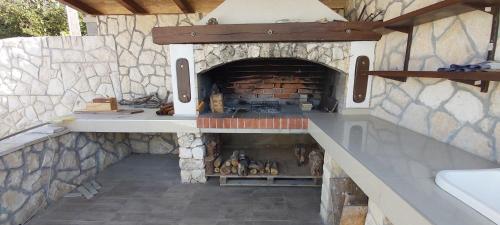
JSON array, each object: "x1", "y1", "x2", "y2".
[{"x1": 204, "y1": 133, "x2": 325, "y2": 187}]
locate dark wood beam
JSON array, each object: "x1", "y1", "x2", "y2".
[
  {"x1": 57, "y1": 0, "x2": 102, "y2": 15},
  {"x1": 172, "y1": 0, "x2": 194, "y2": 13},
  {"x1": 117, "y1": 0, "x2": 148, "y2": 14},
  {"x1": 152, "y1": 22, "x2": 381, "y2": 45}
]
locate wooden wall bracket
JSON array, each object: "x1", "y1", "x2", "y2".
[
  {"x1": 353, "y1": 56, "x2": 370, "y2": 103},
  {"x1": 176, "y1": 58, "x2": 191, "y2": 103}
]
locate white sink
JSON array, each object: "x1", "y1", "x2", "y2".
[{"x1": 436, "y1": 169, "x2": 500, "y2": 224}]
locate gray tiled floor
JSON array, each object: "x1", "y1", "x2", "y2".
[{"x1": 28, "y1": 155, "x2": 323, "y2": 225}]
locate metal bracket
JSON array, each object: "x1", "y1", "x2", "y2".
[{"x1": 176, "y1": 58, "x2": 191, "y2": 103}]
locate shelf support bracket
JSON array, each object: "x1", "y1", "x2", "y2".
[
  {"x1": 482, "y1": 6, "x2": 500, "y2": 92},
  {"x1": 382, "y1": 26, "x2": 413, "y2": 82}
]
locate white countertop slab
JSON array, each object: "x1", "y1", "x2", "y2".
[
  {"x1": 307, "y1": 113, "x2": 498, "y2": 225},
  {"x1": 64, "y1": 109, "x2": 199, "y2": 133}
]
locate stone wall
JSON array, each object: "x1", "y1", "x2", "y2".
[
  {"x1": 97, "y1": 14, "x2": 201, "y2": 100},
  {"x1": 0, "y1": 132, "x2": 131, "y2": 225},
  {"x1": 129, "y1": 133, "x2": 178, "y2": 154},
  {"x1": 0, "y1": 36, "x2": 120, "y2": 138},
  {"x1": 347, "y1": 0, "x2": 500, "y2": 163}
]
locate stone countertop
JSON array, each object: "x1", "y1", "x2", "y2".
[
  {"x1": 64, "y1": 108, "x2": 199, "y2": 133},
  {"x1": 307, "y1": 113, "x2": 498, "y2": 225},
  {"x1": 0, "y1": 125, "x2": 69, "y2": 157}
]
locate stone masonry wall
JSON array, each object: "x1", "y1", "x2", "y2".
[
  {"x1": 129, "y1": 133, "x2": 178, "y2": 154},
  {"x1": 97, "y1": 14, "x2": 201, "y2": 100},
  {"x1": 0, "y1": 36, "x2": 120, "y2": 138},
  {"x1": 0, "y1": 132, "x2": 131, "y2": 225},
  {"x1": 177, "y1": 132, "x2": 206, "y2": 183},
  {"x1": 347, "y1": 0, "x2": 500, "y2": 163}
]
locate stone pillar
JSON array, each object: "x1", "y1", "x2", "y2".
[
  {"x1": 177, "y1": 132, "x2": 206, "y2": 183},
  {"x1": 320, "y1": 150, "x2": 349, "y2": 225},
  {"x1": 364, "y1": 201, "x2": 393, "y2": 225}
]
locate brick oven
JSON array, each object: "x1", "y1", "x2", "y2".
[
  {"x1": 160, "y1": 0, "x2": 378, "y2": 185},
  {"x1": 197, "y1": 58, "x2": 344, "y2": 130}
]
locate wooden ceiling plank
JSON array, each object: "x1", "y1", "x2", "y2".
[
  {"x1": 57, "y1": 0, "x2": 102, "y2": 15},
  {"x1": 172, "y1": 0, "x2": 194, "y2": 13},
  {"x1": 117, "y1": 0, "x2": 149, "y2": 14}
]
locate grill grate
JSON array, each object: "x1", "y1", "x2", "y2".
[{"x1": 250, "y1": 101, "x2": 281, "y2": 113}]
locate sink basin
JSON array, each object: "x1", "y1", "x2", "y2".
[{"x1": 436, "y1": 169, "x2": 500, "y2": 224}]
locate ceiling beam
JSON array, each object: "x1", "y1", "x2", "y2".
[
  {"x1": 117, "y1": 0, "x2": 148, "y2": 14},
  {"x1": 172, "y1": 0, "x2": 194, "y2": 13},
  {"x1": 57, "y1": 0, "x2": 102, "y2": 15}
]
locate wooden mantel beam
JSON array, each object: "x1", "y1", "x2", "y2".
[
  {"x1": 117, "y1": 0, "x2": 149, "y2": 14},
  {"x1": 172, "y1": 0, "x2": 194, "y2": 13},
  {"x1": 152, "y1": 22, "x2": 381, "y2": 45},
  {"x1": 57, "y1": 0, "x2": 102, "y2": 15}
]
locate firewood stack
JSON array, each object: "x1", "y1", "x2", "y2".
[
  {"x1": 214, "y1": 151, "x2": 279, "y2": 176},
  {"x1": 204, "y1": 135, "x2": 221, "y2": 175},
  {"x1": 156, "y1": 102, "x2": 175, "y2": 115}
]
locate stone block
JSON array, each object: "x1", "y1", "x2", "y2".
[
  {"x1": 191, "y1": 146, "x2": 205, "y2": 160},
  {"x1": 3, "y1": 151, "x2": 23, "y2": 169},
  {"x1": 445, "y1": 91, "x2": 484, "y2": 123},
  {"x1": 451, "y1": 126, "x2": 493, "y2": 161},
  {"x1": 179, "y1": 158, "x2": 204, "y2": 170},
  {"x1": 1, "y1": 190, "x2": 28, "y2": 212},
  {"x1": 178, "y1": 147, "x2": 192, "y2": 159}
]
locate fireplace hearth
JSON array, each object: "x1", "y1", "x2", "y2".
[{"x1": 198, "y1": 58, "x2": 342, "y2": 115}]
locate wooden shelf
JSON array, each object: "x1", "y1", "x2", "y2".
[
  {"x1": 369, "y1": 71, "x2": 500, "y2": 81},
  {"x1": 374, "y1": 0, "x2": 500, "y2": 33}
]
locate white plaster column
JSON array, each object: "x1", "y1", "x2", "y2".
[
  {"x1": 65, "y1": 6, "x2": 81, "y2": 36},
  {"x1": 345, "y1": 41, "x2": 376, "y2": 109},
  {"x1": 169, "y1": 44, "x2": 198, "y2": 116}
]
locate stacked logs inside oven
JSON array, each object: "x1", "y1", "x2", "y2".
[{"x1": 204, "y1": 135, "x2": 324, "y2": 177}]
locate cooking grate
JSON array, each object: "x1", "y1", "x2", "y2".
[{"x1": 250, "y1": 101, "x2": 281, "y2": 113}]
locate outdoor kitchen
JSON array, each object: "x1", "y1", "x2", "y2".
[{"x1": 1, "y1": 0, "x2": 500, "y2": 225}]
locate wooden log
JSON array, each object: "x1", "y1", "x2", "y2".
[
  {"x1": 224, "y1": 159, "x2": 232, "y2": 167},
  {"x1": 214, "y1": 167, "x2": 220, "y2": 173},
  {"x1": 204, "y1": 156, "x2": 215, "y2": 175},
  {"x1": 213, "y1": 155, "x2": 222, "y2": 168},
  {"x1": 309, "y1": 150, "x2": 324, "y2": 177},
  {"x1": 237, "y1": 153, "x2": 248, "y2": 176},
  {"x1": 270, "y1": 161, "x2": 279, "y2": 175},
  {"x1": 294, "y1": 144, "x2": 307, "y2": 167},
  {"x1": 264, "y1": 160, "x2": 271, "y2": 174},
  {"x1": 231, "y1": 166, "x2": 238, "y2": 174},
  {"x1": 220, "y1": 161, "x2": 232, "y2": 175},
  {"x1": 332, "y1": 178, "x2": 369, "y2": 225},
  {"x1": 230, "y1": 151, "x2": 239, "y2": 167},
  {"x1": 248, "y1": 160, "x2": 264, "y2": 175},
  {"x1": 206, "y1": 140, "x2": 217, "y2": 157}
]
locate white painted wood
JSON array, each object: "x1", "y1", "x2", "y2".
[
  {"x1": 345, "y1": 41, "x2": 376, "y2": 109},
  {"x1": 66, "y1": 6, "x2": 81, "y2": 36},
  {"x1": 169, "y1": 44, "x2": 198, "y2": 116}
]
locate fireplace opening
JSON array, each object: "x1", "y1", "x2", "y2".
[
  {"x1": 204, "y1": 133, "x2": 325, "y2": 187},
  {"x1": 198, "y1": 58, "x2": 344, "y2": 117}
]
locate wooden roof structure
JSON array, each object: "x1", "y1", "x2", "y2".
[{"x1": 57, "y1": 0, "x2": 348, "y2": 15}]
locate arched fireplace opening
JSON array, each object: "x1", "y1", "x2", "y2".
[{"x1": 197, "y1": 58, "x2": 345, "y2": 117}]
